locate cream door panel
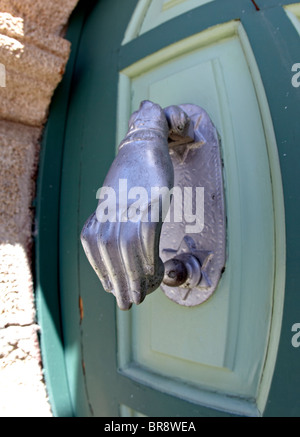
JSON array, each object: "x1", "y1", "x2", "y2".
[
  {"x1": 117, "y1": 22, "x2": 284, "y2": 416},
  {"x1": 123, "y1": 0, "x2": 215, "y2": 43}
]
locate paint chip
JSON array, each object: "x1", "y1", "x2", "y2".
[{"x1": 79, "y1": 296, "x2": 84, "y2": 323}]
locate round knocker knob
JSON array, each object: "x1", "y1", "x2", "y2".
[{"x1": 163, "y1": 254, "x2": 202, "y2": 289}]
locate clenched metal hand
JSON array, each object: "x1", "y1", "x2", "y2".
[{"x1": 81, "y1": 101, "x2": 194, "y2": 310}]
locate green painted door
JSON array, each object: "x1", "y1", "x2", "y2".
[{"x1": 36, "y1": 0, "x2": 300, "y2": 417}]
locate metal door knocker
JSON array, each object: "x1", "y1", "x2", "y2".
[{"x1": 81, "y1": 101, "x2": 226, "y2": 310}]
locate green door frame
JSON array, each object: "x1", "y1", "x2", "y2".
[
  {"x1": 35, "y1": 1, "x2": 93, "y2": 417},
  {"x1": 35, "y1": 0, "x2": 300, "y2": 417}
]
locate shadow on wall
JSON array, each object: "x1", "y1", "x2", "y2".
[
  {"x1": 34, "y1": 0, "x2": 99, "y2": 417},
  {"x1": 0, "y1": 0, "x2": 80, "y2": 417}
]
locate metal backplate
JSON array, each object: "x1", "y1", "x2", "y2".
[{"x1": 160, "y1": 104, "x2": 226, "y2": 306}]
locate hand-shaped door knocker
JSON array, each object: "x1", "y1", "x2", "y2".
[{"x1": 81, "y1": 101, "x2": 226, "y2": 310}]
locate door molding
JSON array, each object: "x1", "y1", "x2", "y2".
[{"x1": 35, "y1": 0, "x2": 300, "y2": 417}]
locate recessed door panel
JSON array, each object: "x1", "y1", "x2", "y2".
[
  {"x1": 123, "y1": 0, "x2": 215, "y2": 43},
  {"x1": 285, "y1": 4, "x2": 300, "y2": 35},
  {"x1": 117, "y1": 23, "x2": 282, "y2": 416}
]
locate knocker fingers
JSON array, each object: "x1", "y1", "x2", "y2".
[
  {"x1": 119, "y1": 219, "x2": 149, "y2": 307},
  {"x1": 80, "y1": 212, "x2": 111, "y2": 292},
  {"x1": 96, "y1": 219, "x2": 132, "y2": 310}
]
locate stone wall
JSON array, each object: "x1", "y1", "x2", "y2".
[{"x1": 0, "y1": 0, "x2": 79, "y2": 417}]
